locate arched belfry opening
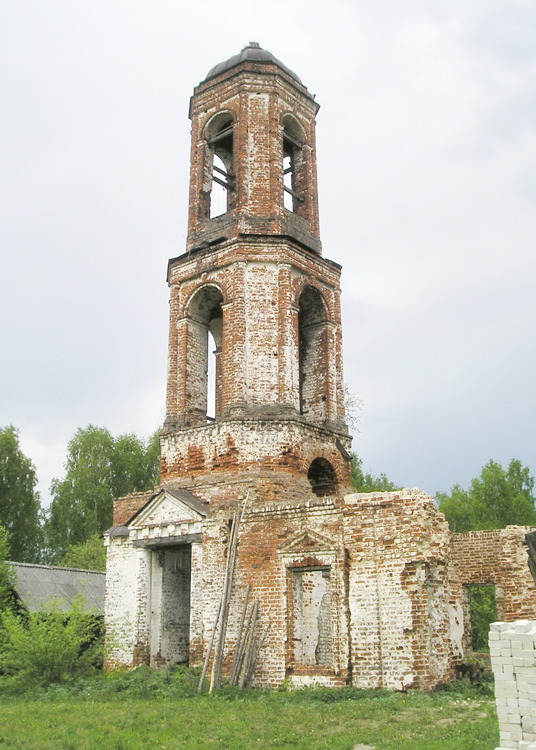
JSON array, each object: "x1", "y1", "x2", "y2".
[
  {"x1": 298, "y1": 286, "x2": 329, "y2": 423},
  {"x1": 204, "y1": 113, "x2": 235, "y2": 220},
  {"x1": 282, "y1": 114, "x2": 307, "y2": 216},
  {"x1": 184, "y1": 285, "x2": 224, "y2": 426}
]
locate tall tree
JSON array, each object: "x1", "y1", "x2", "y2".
[
  {"x1": 437, "y1": 459, "x2": 536, "y2": 532},
  {"x1": 46, "y1": 426, "x2": 114, "y2": 559},
  {"x1": 0, "y1": 426, "x2": 42, "y2": 563},
  {"x1": 111, "y1": 429, "x2": 160, "y2": 499},
  {"x1": 46, "y1": 425, "x2": 160, "y2": 562},
  {"x1": 350, "y1": 454, "x2": 400, "y2": 493}
]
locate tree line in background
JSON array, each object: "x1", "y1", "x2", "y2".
[
  {"x1": 352, "y1": 454, "x2": 536, "y2": 531},
  {"x1": 0, "y1": 425, "x2": 160, "y2": 571},
  {"x1": 1, "y1": 423, "x2": 536, "y2": 573}
]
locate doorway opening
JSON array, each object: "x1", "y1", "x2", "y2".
[
  {"x1": 150, "y1": 545, "x2": 192, "y2": 666},
  {"x1": 465, "y1": 584, "x2": 497, "y2": 652}
]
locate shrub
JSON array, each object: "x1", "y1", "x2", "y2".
[{"x1": 0, "y1": 596, "x2": 102, "y2": 691}]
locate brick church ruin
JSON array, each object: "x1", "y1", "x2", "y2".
[{"x1": 104, "y1": 44, "x2": 536, "y2": 690}]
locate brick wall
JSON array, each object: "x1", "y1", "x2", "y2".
[
  {"x1": 106, "y1": 487, "x2": 465, "y2": 690},
  {"x1": 164, "y1": 240, "x2": 348, "y2": 435},
  {"x1": 104, "y1": 538, "x2": 145, "y2": 668},
  {"x1": 450, "y1": 528, "x2": 536, "y2": 621},
  {"x1": 343, "y1": 490, "x2": 456, "y2": 690},
  {"x1": 113, "y1": 491, "x2": 154, "y2": 526}
]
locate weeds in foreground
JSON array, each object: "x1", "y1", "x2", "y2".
[
  {"x1": 0, "y1": 671, "x2": 499, "y2": 750},
  {"x1": 0, "y1": 662, "x2": 493, "y2": 704}
]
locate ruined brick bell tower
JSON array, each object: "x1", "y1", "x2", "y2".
[
  {"x1": 161, "y1": 42, "x2": 352, "y2": 504},
  {"x1": 107, "y1": 46, "x2": 495, "y2": 690}
]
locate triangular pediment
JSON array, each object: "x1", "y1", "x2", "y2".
[
  {"x1": 278, "y1": 529, "x2": 337, "y2": 556},
  {"x1": 127, "y1": 488, "x2": 209, "y2": 529}
]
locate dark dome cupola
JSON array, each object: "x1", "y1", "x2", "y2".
[{"x1": 205, "y1": 42, "x2": 303, "y2": 85}]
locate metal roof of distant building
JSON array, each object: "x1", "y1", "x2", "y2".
[
  {"x1": 205, "y1": 42, "x2": 302, "y2": 85},
  {"x1": 9, "y1": 562, "x2": 105, "y2": 614}
]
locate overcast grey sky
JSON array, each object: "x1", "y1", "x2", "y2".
[{"x1": 2, "y1": 1, "x2": 535, "y2": 506}]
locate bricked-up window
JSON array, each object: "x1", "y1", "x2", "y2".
[
  {"x1": 205, "y1": 113, "x2": 235, "y2": 219},
  {"x1": 298, "y1": 286, "x2": 329, "y2": 422},
  {"x1": 185, "y1": 285, "x2": 224, "y2": 426},
  {"x1": 282, "y1": 115, "x2": 306, "y2": 216},
  {"x1": 291, "y1": 566, "x2": 333, "y2": 668},
  {"x1": 308, "y1": 457, "x2": 337, "y2": 496}
]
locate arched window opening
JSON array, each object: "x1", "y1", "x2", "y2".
[
  {"x1": 205, "y1": 114, "x2": 235, "y2": 219},
  {"x1": 282, "y1": 115, "x2": 306, "y2": 215},
  {"x1": 185, "y1": 286, "x2": 224, "y2": 426},
  {"x1": 207, "y1": 330, "x2": 217, "y2": 420},
  {"x1": 208, "y1": 312, "x2": 223, "y2": 419},
  {"x1": 308, "y1": 458, "x2": 337, "y2": 497},
  {"x1": 210, "y1": 155, "x2": 229, "y2": 218},
  {"x1": 283, "y1": 148, "x2": 294, "y2": 211},
  {"x1": 298, "y1": 286, "x2": 328, "y2": 422}
]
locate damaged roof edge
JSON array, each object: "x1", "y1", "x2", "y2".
[{"x1": 122, "y1": 486, "x2": 211, "y2": 528}]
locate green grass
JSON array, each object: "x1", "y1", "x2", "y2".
[{"x1": 0, "y1": 669, "x2": 499, "y2": 750}]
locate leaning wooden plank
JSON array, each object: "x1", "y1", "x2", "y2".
[
  {"x1": 244, "y1": 622, "x2": 270, "y2": 687},
  {"x1": 231, "y1": 597, "x2": 255, "y2": 687},
  {"x1": 238, "y1": 601, "x2": 258, "y2": 689},
  {"x1": 212, "y1": 490, "x2": 249, "y2": 690},
  {"x1": 229, "y1": 583, "x2": 250, "y2": 686},
  {"x1": 239, "y1": 599, "x2": 259, "y2": 689},
  {"x1": 211, "y1": 504, "x2": 239, "y2": 690},
  {"x1": 198, "y1": 592, "x2": 223, "y2": 694}
]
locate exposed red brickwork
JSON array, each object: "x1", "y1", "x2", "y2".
[
  {"x1": 450, "y1": 527, "x2": 536, "y2": 620},
  {"x1": 113, "y1": 491, "x2": 154, "y2": 525},
  {"x1": 342, "y1": 491, "x2": 454, "y2": 690},
  {"x1": 160, "y1": 420, "x2": 351, "y2": 497},
  {"x1": 164, "y1": 240, "x2": 347, "y2": 435},
  {"x1": 193, "y1": 498, "x2": 350, "y2": 687}
]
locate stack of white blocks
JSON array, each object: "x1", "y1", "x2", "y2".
[{"x1": 490, "y1": 620, "x2": 536, "y2": 750}]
